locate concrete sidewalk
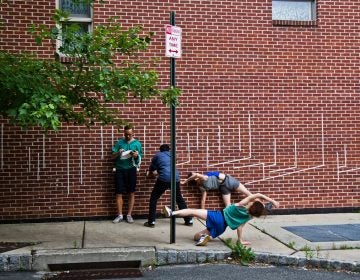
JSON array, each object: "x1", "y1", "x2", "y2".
[{"x1": 0, "y1": 213, "x2": 359, "y2": 272}]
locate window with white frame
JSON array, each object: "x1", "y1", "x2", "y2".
[
  {"x1": 272, "y1": 0, "x2": 316, "y2": 21},
  {"x1": 56, "y1": 0, "x2": 92, "y2": 53}
]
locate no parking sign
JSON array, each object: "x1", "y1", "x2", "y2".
[{"x1": 165, "y1": 24, "x2": 182, "y2": 58}]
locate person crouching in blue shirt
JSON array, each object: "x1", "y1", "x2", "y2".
[{"x1": 144, "y1": 144, "x2": 192, "y2": 228}]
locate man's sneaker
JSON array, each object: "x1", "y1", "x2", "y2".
[
  {"x1": 113, "y1": 215, "x2": 123, "y2": 223},
  {"x1": 126, "y1": 215, "x2": 134, "y2": 223},
  {"x1": 163, "y1": 206, "x2": 173, "y2": 218},
  {"x1": 195, "y1": 234, "x2": 211, "y2": 246},
  {"x1": 184, "y1": 219, "x2": 193, "y2": 226},
  {"x1": 144, "y1": 221, "x2": 155, "y2": 228}
]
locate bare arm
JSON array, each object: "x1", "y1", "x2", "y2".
[
  {"x1": 200, "y1": 191, "x2": 207, "y2": 209},
  {"x1": 236, "y1": 223, "x2": 251, "y2": 245},
  {"x1": 181, "y1": 172, "x2": 207, "y2": 185},
  {"x1": 111, "y1": 149, "x2": 124, "y2": 160},
  {"x1": 146, "y1": 170, "x2": 158, "y2": 179},
  {"x1": 236, "y1": 193, "x2": 279, "y2": 208},
  {"x1": 180, "y1": 172, "x2": 197, "y2": 184}
]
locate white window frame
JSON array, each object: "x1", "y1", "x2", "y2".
[
  {"x1": 55, "y1": 0, "x2": 93, "y2": 55},
  {"x1": 272, "y1": 0, "x2": 316, "y2": 21}
]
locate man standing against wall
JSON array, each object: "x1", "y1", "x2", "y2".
[{"x1": 112, "y1": 125, "x2": 143, "y2": 224}]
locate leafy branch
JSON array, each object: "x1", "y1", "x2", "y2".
[{"x1": 0, "y1": 1, "x2": 180, "y2": 131}]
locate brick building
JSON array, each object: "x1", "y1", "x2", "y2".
[{"x1": 0, "y1": 1, "x2": 359, "y2": 221}]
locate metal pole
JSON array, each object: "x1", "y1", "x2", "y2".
[{"x1": 170, "y1": 11, "x2": 176, "y2": 244}]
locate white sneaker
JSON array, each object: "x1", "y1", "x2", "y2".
[
  {"x1": 163, "y1": 206, "x2": 173, "y2": 218},
  {"x1": 195, "y1": 234, "x2": 211, "y2": 246},
  {"x1": 126, "y1": 215, "x2": 134, "y2": 223},
  {"x1": 113, "y1": 215, "x2": 123, "y2": 223}
]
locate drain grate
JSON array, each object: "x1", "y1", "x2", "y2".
[
  {"x1": 43, "y1": 268, "x2": 142, "y2": 279},
  {"x1": 283, "y1": 223, "x2": 360, "y2": 242},
  {"x1": 43, "y1": 260, "x2": 142, "y2": 279}
]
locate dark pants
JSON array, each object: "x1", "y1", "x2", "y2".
[{"x1": 148, "y1": 179, "x2": 192, "y2": 224}]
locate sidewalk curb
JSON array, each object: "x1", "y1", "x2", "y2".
[
  {"x1": 254, "y1": 252, "x2": 360, "y2": 272},
  {"x1": 1, "y1": 249, "x2": 359, "y2": 272}
]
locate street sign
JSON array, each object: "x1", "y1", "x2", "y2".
[{"x1": 165, "y1": 24, "x2": 182, "y2": 58}]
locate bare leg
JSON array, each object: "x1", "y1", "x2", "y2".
[
  {"x1": 235, "y1": 183, "x2": 252, "y2": 196},
  {"x1": 116, "y1": 194, "x2": 123, "y2": 215},
  {"x1": 172, "y1": 208, "x2": 208, "y2": 220},
  {"x1": 222, "y1": 194, "x2": 231, "y2": 207},
  {"x1": 128, "y1": 192, "x2": 135, "y2": 216}
]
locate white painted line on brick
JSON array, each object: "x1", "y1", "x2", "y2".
[
  {"x1": 100, "y1": 126, "x2": 104, "y2": 159},
  {"x1": 161, "y1": 121, "x2": 164, "y2": 144},
  {"x1": 28, "y1": 147, "x2": 31, "y2": 172},
  {"x1": 80, "y1": 146, "x2": 83, "y2": 185},
  {"x1": 43, "y1": 134, "x2": 46, "y2": 168},
  {"x1": 269, "y1": 138, "x2": 298, "y2": 173},
  {"x1": 177, "y1": 133, "x2": 191, "y2": 166},
  {"x1": 37, "y1": 153, "x2": 40, "y2": 180},
  {"x1": 111, "y1": 126, "x2": 114, "y2": 146},
  {"x1": 0, "y1": 123, "x2": 3, "y2": 170},
  {"x1": 67, "y1": 143, "x2": 70, "y2": 196},
  {"x1": 207, "y1": 114, "x2": 252, "y2": 167},
  {"x1": 240, "y1": 114, "x2": 325, "y2": 184},
  {"x1": 245, "y1": 164, "x2": 325, "y2": 185},
  {"x1": 337, "y1": 144, "x2": 360, "y2": 180},
  {"x1": 143, "y1": 125, "x2": 146, "y2": 155}
]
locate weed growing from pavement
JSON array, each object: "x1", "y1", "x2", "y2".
[
  {"x1": 224, "y1": 238, "x2": 256, "y2": 266},
  {"x1": 300, "y1": 244, "x2": 315, "y2": 259},
  {"x1": 287, "y1": 241, "x2": 296, "y2": 249}
]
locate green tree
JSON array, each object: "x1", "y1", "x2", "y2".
[{"x1": 0, "y1": 0, "x2": 180, "y2": 131}]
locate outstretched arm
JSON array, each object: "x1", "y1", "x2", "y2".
[
  {"x1": 180, "y1": 172, "x2": 207, "y2": 185},
  {"x1": 200, "y1": 191, "x2": 207, "y2": 209},
  {"x1": 236, "y1": 223, "x2": 251, "y2": 246},
  {"x1": 236, "y1": 193, "x2": 279, "y2": 208}
]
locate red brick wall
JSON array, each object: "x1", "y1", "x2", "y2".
[{"x1": 1, "y1": 0, "x2": 359, "y2": 221}]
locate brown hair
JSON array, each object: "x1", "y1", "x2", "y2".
[
  {"x1": 124, "y1": 124, "x2": 133, "y2": 131},
  {"x1": 248, "y1": 201, "x2": 266, "y2": 217}
]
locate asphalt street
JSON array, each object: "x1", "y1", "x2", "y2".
[{"x1": 1, "y1": 264, "x2": 359, "y2": 280}]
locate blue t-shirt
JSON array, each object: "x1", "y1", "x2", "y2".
[{"x1": 149, "y1": 151, "x2": 180, "y2": 182}]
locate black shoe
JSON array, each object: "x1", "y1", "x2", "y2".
[
  {"x1": 184, "y1": 220, "x2": 193, "y2": 226},
  {"x1": 144, "y1": 221, "x2": 155, "y2": 228}
]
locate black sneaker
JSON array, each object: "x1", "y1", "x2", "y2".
[
  {"x1": 144, "y1": 221, "x2": 155, "y2": 228},
  {"x1": 184, "y1": 220, "x2": 193, "y2": 226}
]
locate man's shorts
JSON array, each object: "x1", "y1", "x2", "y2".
[
  {"x1": 206, "y1": 210, "x2": 227, "y2": 238},
  {"x1": 114, "y1": 167, "x2": 137, "y2": 194},
  {"x1": 219, "y1": 175, "x2": 240, "y2": 195}
]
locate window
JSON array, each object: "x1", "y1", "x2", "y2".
[
  {"x1": 272, "y1": 0, "x2": 316, "y2": 21},
  {"x1": 56, "y1": 0, "x2": 92, "y2": 54}
]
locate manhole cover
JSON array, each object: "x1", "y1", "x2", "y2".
[
  {"x1": 43, "y1": 268, "x2": 142, "y2": 279},
  {"x1": 283, "y1": 223, "x2": 360, "y2": 242}
]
